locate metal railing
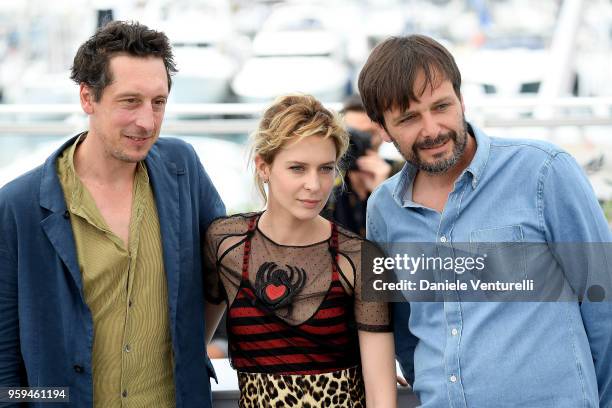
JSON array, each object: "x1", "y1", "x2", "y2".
[{"x1": 0, "y1": 97, "x2": 610, "y2": 136}]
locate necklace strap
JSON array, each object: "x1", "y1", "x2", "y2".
[
  {"x1": 330, "y1": 222, "x2": 340, "y2": 281},
  {"x1": 241, "y1": 215, "x2": 258, "y2": 280}
]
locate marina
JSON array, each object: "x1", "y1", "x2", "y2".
[
  {"x1": 0, "y1": 1, "x2": 611, "y2": 405},
  {"x1": 1, "y1": 0, "x2": 611, "y2": 214}
]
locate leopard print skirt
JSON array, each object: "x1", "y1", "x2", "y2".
[{"x1": 237, "y1": 366, "x2": 365, "y2": 407}]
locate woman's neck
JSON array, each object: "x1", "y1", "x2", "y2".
[{"x1": 258, "y1": 209, "x2": 330, "y2": 246}]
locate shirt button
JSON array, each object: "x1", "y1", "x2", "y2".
[
  {"x1": 125, "y1": 344, "x2": 131, "y2": 353},
  {"x1": 128, "y1": 300, "x2": 133, "y2": 307},
  {"x1": 122, "y1": 390, "x2": 128, "y2": 398},
  {"x1": 440, "y1": 235, "x2": 447, "y2": 243},
  {"x1": 451, "y1": 328, "x2": 459, "y2": 336},
  {"x1": 73, "y1": 365, "x2": 84, "y2": 373},
  {"x1": 450, "y1": 375, "x2": 458, "y2": 383}
]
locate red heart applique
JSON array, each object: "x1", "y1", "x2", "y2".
[{"x1": 265, "y1": 284, "x2": 287, "y2": 301}]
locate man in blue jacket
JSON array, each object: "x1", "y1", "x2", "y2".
[
  {"x1": 0, "y1": 21, "x2": 225, "y2": 407},
  {"x1": 360, "y1": 35, "x2": 612, "y2": 407}
]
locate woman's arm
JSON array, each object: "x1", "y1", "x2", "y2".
[
  {"x1": 359, "y1": 330, "x2": 397, "y2": 407},
  {"x1": 204, "y1": 301, "x2": 226, "y2": 345}
]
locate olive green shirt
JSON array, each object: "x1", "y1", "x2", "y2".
[{"x1": 57, "y1": 134, "x2": 175, "y2": 407}]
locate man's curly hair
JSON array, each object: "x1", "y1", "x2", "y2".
[{"x1": 70, "y1": 21, "x2": 177, "y2": 101}]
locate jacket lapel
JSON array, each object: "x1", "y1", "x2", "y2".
[
  {"x1": 39, "y1": 135, "x2": 84, "y2": 293},
  {"x1": 146, "y1": 148, "x2": 180, "y2": 332},
  {"x1": 41, "y1": 212, "x2": 83, "y2": 291}
]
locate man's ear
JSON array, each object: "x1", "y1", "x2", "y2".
[{"x1": 79, "y1": 83, "x2": 95, "y2": 115}]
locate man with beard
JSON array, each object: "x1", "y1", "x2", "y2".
[
  {"x1": 0, "y1": 22, "x2": 225, "y2": 407},
  {"x1": 360, "y1": 35, "x2": 612, "y2": 407}
]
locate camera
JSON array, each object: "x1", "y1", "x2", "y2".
[{"x1": 343, "y1": 127, "x2": 372, "y2": 171}]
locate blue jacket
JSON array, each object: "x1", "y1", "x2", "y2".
[{"x1": 0, "y1": 135, "x2": 226, "y2": 407}]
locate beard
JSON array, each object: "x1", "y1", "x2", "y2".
[{"x1": 392, "y1": 119, "x2": 469, "y2": 174}]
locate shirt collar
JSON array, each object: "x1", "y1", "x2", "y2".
[
  {"x1": 392, "y1": 121, "x2": 491, "y2": 208},
  {"x1": 464, "y1": 123, "x2": 490, "y2": 189},
  {"x1": 392, "y1": 162, "x2": 418, "y2": 208},
  {"x1": 64, "y1": 133, "x2": 150, "y2": 211},
  {"x1": 65, "y1": 133, "x2": 86, "y2": 211}
]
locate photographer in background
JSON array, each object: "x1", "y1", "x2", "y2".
[{"x1": 325, "y1": 95, "x2": 403, "y2": 236}]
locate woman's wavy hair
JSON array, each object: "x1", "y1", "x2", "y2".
[{"x1": 250, "y1": 94, "x2": 349, "y2": 203}]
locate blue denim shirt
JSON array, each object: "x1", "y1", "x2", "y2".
[{"x1": 366, "y1": 124, "x2": 612, "y2": 408}]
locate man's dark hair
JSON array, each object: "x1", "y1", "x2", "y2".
[
  {"x1": 70, "y1": 21, "x2": 177, "y2": 101},
  {"x1": 358, "y1": 35, "x2": 461, "y2": 128}
]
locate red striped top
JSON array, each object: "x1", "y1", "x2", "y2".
[{"x1": 226, "y1": 215, "x2": 361, "y2": 375}]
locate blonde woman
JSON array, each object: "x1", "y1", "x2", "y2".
[{"x1": 204, "y1": 94, "x2": 396, "y2": 407}]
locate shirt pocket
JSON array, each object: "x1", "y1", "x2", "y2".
[{"x1": 469, "y1": 225, "x2": 527, "y2": 289}]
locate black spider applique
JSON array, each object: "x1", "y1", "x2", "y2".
[{"x1": 254, "y1": 261, "x2": 306, "y2": 309}]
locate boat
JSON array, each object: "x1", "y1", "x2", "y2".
[{"x1": 231, "y1": 4, "x2": 350, "y2": 103}]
